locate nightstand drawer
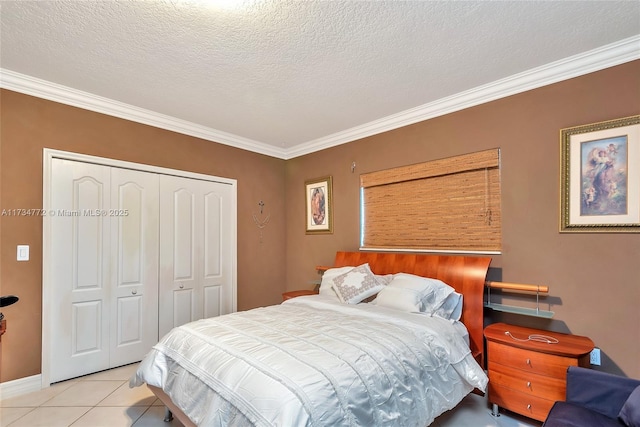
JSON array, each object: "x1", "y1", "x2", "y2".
[
  {"x1": 488, "y1": 362, "x2": 565, "y2": 401},
  {"x1": 488, "y1": 382, "x2": 555, "y2": 422},
  {"x1": 487, "y1": 341, "x2": 577, "y2": 378}
]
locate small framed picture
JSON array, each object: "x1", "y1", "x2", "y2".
[
  {"x1": 560, "y1": 115, "x2": 640, "y2": 233},
  {"x1": 305, "y1": 176, "x2": 333, "y2": 234}
]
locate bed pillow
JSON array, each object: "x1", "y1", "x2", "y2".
[
  {"x1": 433, "y1": 292, "x2": 463, "y2": 321},
  {"x1": 374, "y1": 273, "x2": 457, "y2": 317},
  {"x1": 332, "y1": 263, "x2": 386, "y2": 304},
  {"x1": 318, "y1": 266, "x2": 355, "y2": 298},
  {"x1": 376, "y1": 274, "x2": 394, "y2": 287},
  {"x1": 357, "y1": 273, "x2": 393, "y2": 303},
  {"x1": 373, "y1": 284, "x2": 422, "y2": 312}
]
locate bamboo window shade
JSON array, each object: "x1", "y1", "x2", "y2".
[{"x1": 360, "y1": 149, "x2": 501, "y2": 252}]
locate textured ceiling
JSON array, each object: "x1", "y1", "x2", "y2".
[{"x1": 1, "y1": 0, "x2": 639, "y2": 157}]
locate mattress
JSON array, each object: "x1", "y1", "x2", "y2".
[{"x1": 131, "y1": 295, "x2": 488, "y2": 426}]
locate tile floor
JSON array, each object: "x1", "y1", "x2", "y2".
[
  {"x1": 0, "y1": 363, "x2": 181, "y2": 427},
  {"x1": 434, "y1": 394, "x2": 542, "y2": 427},
  {"x1": 1, "y1": 363, "x2": 542, "y2": 427}
]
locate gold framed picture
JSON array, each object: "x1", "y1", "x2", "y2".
[
  {"x1": 305, "y1": 176, "x2": 333, "y2": 234},
  {"x1": 560, "y1": 115, "x2": 640, "y2": 233}
]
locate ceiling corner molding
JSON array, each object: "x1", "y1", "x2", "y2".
[
  {"x1": 1, "y1": 34, "x2": 638, "y2": 161},
  {"x1": 0, "y1": 69, "x2": 288, "y2": 159},
  {"x1": 285, "y1": 34, "x2": 640, "y2": 159}
]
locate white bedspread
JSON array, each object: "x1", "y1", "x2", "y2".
[{"x1": 130, "y1": 296, "x2": 488, "y2": 427}]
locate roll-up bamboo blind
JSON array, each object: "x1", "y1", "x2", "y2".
[{"x1": 361, "y1": 149, "x2": 501, "y2": 252}]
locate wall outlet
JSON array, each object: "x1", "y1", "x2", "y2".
[
  {"x1": 17, "y1": 245, "x2": 29, "y2": 261},
  {"x1": 590, "y1": 348, "x2": 601, "y2": 366}
]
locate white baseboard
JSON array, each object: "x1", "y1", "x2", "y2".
[{"x1": 0, "y1": 375, "x2": 43, "y2": 400}]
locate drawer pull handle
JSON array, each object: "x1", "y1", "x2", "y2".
[
  {"x1": 179, "y1": 284, "x2": 184, "y2": 289},
  {"x1": 527, "y1": 404, "x2": 532, "y2": 411},
  {"x1": 132, "y1": 289, "x2": 137, "y2": 295},
  {"x1": 527, "y1": 381, "x2": 531, "y2": 388},
  {"x1": 526, "y1": 358, "x2": 531, "y2": 366}
]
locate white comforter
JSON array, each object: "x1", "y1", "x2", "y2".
[{"x1": 130, "y1": 296, "x2": 488, "y2": 427}]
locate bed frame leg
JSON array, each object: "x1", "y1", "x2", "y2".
[
  {"x1": 491, "y1": 403, "x2": 500, "y2": 417},
  {"x1": 164, "y1": 408, "x2": 174, "y2": 422}
]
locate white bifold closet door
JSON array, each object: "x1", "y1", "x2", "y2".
[
  {"x1": 50, "y1": 159, "x2": 159, "y2": 383},
  {"x1": 158, "y1": 175, "x2": 234, "y2": 339},
  {"x1": 49, "y1": 158, "x2": 234, "y2": 383}
]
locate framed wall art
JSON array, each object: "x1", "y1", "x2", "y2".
[
  {"x1": 305, "y1": 176, "x2": 333, "y2": 234},
  {"x1": 560, "y1": 115, "x2": 640, "y2": 233}
]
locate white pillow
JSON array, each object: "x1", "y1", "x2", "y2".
[
  {"x1": 374, "y1": 273, "x2": 457, "y2": 317},
  {"x1": 373, "y1": 285, "x2": 422, "y2": 312},
  {"x1": 376, "y1": 274, "x2": 394, "y2": 287},
  {"x1": 433, "y1": 292, "x2": 463, "y2": 321},
  {"x1": 319, "y1": 266, "x2": 355, "y2": 298},
  {"x1": 332, "y1": 263, "x2": 386, "y2": 304},
  {"x1": 319, "y1": 267, "x2": 392, "y2": 301}
]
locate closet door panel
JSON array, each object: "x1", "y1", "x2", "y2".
[
  {"x1": 173, "y1": 289, "x2": 195, "y2": 328},
  {"x1": 203, "y1": 286, "x2": 221, "y2": 319},
  {"x1": 159, "y1": 176, "x2": 234, "y2": 337},
  {"x1": 109, "y1": 168, "x2": 159, "y2": 367},
  {"x1": 203, "y1": 190, "x2": 222, "y2": 318},
  {"x1": 119, "y1": 183, "x2": 143, "y2": 284},
  {"x1": 74, "y1": 179, "x2": 104, "y2": 288},
  {"x1": 116, "y1": 296, "x2": 143, "y2": 345},
  {"x1": 159, "y1": 175, "x2": 201, "y2": 338},
  {"x1": 204, "y1": 191, "x2": 222, "y2": 277},
  {"x1": 50, "y1": 159, "x2": 111, "y2": 383},
  {"x1": 72, "y1": 301, "x2": 103, "y2": 354},
  {"x1": 202, "y1": 183, "x2": 234, "y2": 317},
  {"x1": 173, "y1": 189, "x2": 196, "y2": 281}
]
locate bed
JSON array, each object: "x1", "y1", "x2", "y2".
[{"x1": 130, "y1": 251, "x2": 492, "y2": 426}]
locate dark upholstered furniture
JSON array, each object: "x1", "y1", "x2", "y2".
[{"x1": 543, "y1": 366, "x2": 640, "y2": 427}]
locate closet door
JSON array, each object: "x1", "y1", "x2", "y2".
[
  {"x1": 201, "y1": 180, "x2": 234, "y2": 319},
  {"x1": 50, "y1": 159, "x2": 111, "y2": 382},
  {"x1": 108, "y1": 168, "x2": 159, "y2": 367},
  {"x1": 50, "y1": 161, "x2": 160, "y2": 382},
  {"x1": 158, "y1": 175, "x2": 234, "y2": 338}
]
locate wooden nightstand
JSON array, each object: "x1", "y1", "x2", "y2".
[
  {"x1": 282, "y1": 290, "x2": 319, "y2": 301},
  {"x1": 484, "y1": 322, "x2": 594, "y2": 422}
]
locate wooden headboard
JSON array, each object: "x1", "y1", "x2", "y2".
[{"x1": 332, "y1": 251, "x2": 491, "y2": 366}]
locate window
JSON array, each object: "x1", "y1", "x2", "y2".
[{"x1": 360, "y1": 149, "x2": 501, "y2": 253}]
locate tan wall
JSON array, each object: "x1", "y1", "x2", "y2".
[
  {"x1": 285, "y1": 61, "x2": 640, "y2": 378},
  {"x1": 0, "y1": 90, "x2": 287, "y2": 382},
  {"x1": 1, "y1": 61, "x2": 638, "y2": 384}
]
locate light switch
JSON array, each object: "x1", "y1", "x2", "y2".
[{"x1": 17, "y1": 245, "x2": 29, "y2": 261}]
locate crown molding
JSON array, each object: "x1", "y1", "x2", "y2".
[
  {"x1": 285, "y1": 34, "x2": 640, "y2": 159},
  {"x1": 0, "y1": 70, "x2": 287, "y2": 159},
  {"x1": 1, "y1": 35, "x2": 638, "y2": 160}
]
